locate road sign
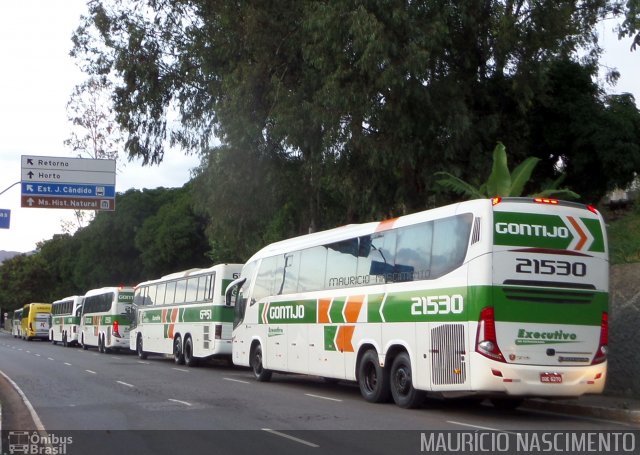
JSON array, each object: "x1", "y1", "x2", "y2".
[
  {"x1": 21, "y1": 195, "x2": 116, "y2": 211},
  {"x1": 0, "y1": 209, "x2": 10, "y2": 229},
  {"x1": 21, "y1": 182, "x2": 116, "y2": 198},
  {"x1": 21, "y1": 155, "x2": 116, "y2": 211}
]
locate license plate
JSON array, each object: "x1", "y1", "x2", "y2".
[{"x1": 540, "y1": 372, "x2": 562, "y2": 384}]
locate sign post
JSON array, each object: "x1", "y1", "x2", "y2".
[{"x1": 20, "y1": 155, "x2": 116, "y2": 210}]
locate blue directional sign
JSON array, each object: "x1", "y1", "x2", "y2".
[
  {"x1": 0, "y1": 209, "x2": 10, "y2": 229},
  {"x1": 21, "y1": 182, "x2": 116, "y2": 198}
]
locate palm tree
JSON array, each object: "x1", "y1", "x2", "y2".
[{"x1": 435, "y1": 142, "x2": 579, "y2": 200}]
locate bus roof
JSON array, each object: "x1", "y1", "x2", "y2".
[
  {"x1": 135, "y1": 263, "x2": 243, "y2": 289},
  {"x1": 84, "y1": 286, "x2": 134, "y2": 297}
]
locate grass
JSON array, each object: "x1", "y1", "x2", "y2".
[{"x1": 602, "y1": 203, "x2": 640, "y2": 265}]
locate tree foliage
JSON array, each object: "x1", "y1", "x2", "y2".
[
  {"x1": 69, "y1": 0, "x2": 640, "y2": 253},
  {"x1": 436, "y1": 142, "x2": 580, "y2": 199}
]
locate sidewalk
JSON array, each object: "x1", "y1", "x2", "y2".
[{"x1": 522, "y1": 394, "x2": 640, "y2": 425}]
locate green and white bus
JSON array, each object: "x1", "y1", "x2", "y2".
[
  {"x1": 50, "y1": 296, "x2": 84, "y2": 347},
  {"x1": 130, "y1": 264, "x2": 243, "y2": 366},
  {"x1": 80, "y1": 286, "x2": 135, "y2": 353},
  {"x1": 226, "y1": 197, "x2": 609, "y2": 409},
  {"x1": 12, "y1": 309, "x2": 23, "y2": 338}
]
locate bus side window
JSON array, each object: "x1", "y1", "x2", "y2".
[
  {"x1": 254, "y1": 256, "x2": 277, "y2": 302},
  {"x1": 325, "y1": 239, "x2": 358, "y2": 289},
  {"x1": 394, "y1": 222, "x2": 433, "y2": 282},
  {"x1": 298, "y1": 246, "x2": 327, "y2": 292},
  {"x1": 431, "y1": 214, "x2": 473, "y2": 278}
]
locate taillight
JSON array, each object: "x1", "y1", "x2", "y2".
[
  {"x1": 113, "y1": 320, "x2": 120, "y2": 337},
  {"x1": 534, "y1": 197, "x2": 559, "y2": 205},
  {"x1": 475, "y1": 307, "x2": 505, "y2": 362},
  {"x1": 592, "y1": 312, "x2": 608, "y2": 365},
  {"x1": 215, "y1": 324, "x2": 222, "y2": 340}
]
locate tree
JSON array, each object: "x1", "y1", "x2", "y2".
[
  {"x1": 134, "y1": 185, "x2": 211, "y2": 278},
  {"x1": 70, "y1": 1, "x2": 638, "y2": 242},
  {"x1": 436, "y1": 142, "x2": 580, "y2": 199},
  {"x1": 527, "y1": 59, "x2": 640, "y2": 202},
  {"x1": 63, "y1": 76, "x2": 125, "y2": 232}
]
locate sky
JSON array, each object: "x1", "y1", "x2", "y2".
[{"x1": 0, "y1": 1, "x2": 639, "y2": 253}]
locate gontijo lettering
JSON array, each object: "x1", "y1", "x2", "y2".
[
  {"x1": 269, "y1": 304, "x2": 305, "y2": 320},
  {"x1": 495, "y1": 222, "x2": 569, "y2": 238}
]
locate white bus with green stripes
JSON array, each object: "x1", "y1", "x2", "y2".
[
  {"x1": 130, "y1": 264, "x2": 243, "y2": 366},
  {"x1": 226, "y1": 197, "x2": 609, "y2": 409},
  {"x1": 50, "y1": 295, "x2": 84, "y2": 347},
  {"x1": 80, "y1": 286, "x2": 135, "y2": 353}
]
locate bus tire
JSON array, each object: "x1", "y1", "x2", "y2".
[
  {"x1": 136, "y1": 335, "x2": 148, "y2": 360},
  {"x1": 357, "y1": 349, "x2": 390, "y2": 403},
  {"x1": 390, "y1": 352, "x2": 425, "y2": 409},
  {"x1": 99, "y1": 335, "x2": 106, "y2": 353},
  {"x1": 81, "y1": 334, "x2": 88, "y2": 350},
  {"x1": 62, "y1": 333, "x2": 68, "y2": 347},
  {"x1": 184, "y1": 336, "x2": 198, "y2": 367},
  {"x1": 251, "y1": 344, "x2": 272, "y2": 382},
  {"x1": 174, "y1": 335, "x2": 185, "y2": 365}
]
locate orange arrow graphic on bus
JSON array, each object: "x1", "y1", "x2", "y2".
[
  {"x1": 567, "y1": 216, "x2": 587, "y2": 250},
  {"x1": 318, "y1": 298, "x2": 331, "y2": 324},
  {"x1": 335, "y1": 325, "x2": 355, "y2": 352},
  {"x1": 344, "y1": 296, "x2": 364, "y2": 323}
]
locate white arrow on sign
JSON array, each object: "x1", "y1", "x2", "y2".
[{"x1": 27, "y1": 198, "x2": 35, "y2": 207}]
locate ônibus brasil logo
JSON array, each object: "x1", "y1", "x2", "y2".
[{"x1": 494, "y1": 212, "x2": 605, "y2": 252}]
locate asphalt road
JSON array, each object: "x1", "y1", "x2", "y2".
[{"x1": 0, "y1": 331, "x2": 637, "y2": 454}]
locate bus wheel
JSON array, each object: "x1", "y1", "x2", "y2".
[
  {"x1": 251, "y1": 344, "x2": 272, "y2": 382},
  {"x1": 390, "y1": 352, "x2": 425, "y2": 409},
  {"x1": 99, "y1": 335, "x2": 106, "y2": 353},
  {"x1": 490, "y1": 398, "x2": 523, "y2": 411},
  {"x1": 51, "y1": 336, "x2": 56, "y2": 345},
  {"x1": 62, "y1": 334, "x2": 68, "y2": 348},
  {"x1": 184, "y1": 336, "x2": 198, "y2": 367},
  {"x1": 174, "y1": 335, "x2": 185, "y2": 365},
  {"x1": 81, "y1": 335, "x2": 88, "y2": 350},
  {"x1": 357, "y1": 349, "x2": 390, "y2": 403},
  {"x1": 136, "y1": 335, "x2": 148, "y2": 360}
]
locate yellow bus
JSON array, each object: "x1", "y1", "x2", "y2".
[{"x1": 21, "y1": 303, "x2": 52, "y2": 341}]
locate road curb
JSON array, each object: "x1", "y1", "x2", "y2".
[
  {"x1": 522, "y1": 399, "x2": 640, "y2": 424},
  {"x1": 0, "y1": 369, "x2": 46, "y2": 431}
]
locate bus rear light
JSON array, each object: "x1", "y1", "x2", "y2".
[
  {"x1": 594, "y1": 372, "x2": 603, "y2": 380},
  {"x1": 215, "y1": 324, "x2": 222, "y2": 340},
  {"x1": 476, "y1": 307, "x2": 506, "y2": 362},
  {"x1": 533, "y1": 197, "x2": 559, "y2": 205},
  {"x1": 591, "y1": 312, "x2": 608, "y2": 365},
  {"x1": 113, "y1": 320, "x2": 121, "y2": 338},
  {"x1": 491, "y1": 369, "x2": 503, "y2": 377}
]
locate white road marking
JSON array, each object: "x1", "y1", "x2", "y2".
[
  {"x1": 116, "y1": 381, "x2": 134, "y2": 388},
  {"x1": 447, "y1": 420, "x2": 518, "y2": 435},
  {"x1": 64, "y1": 362, "x2": 72, "y2": 366},
  {"x1": 85, "y1": 370, "x2": 97, "y2": 374},
  {"x1": 305, "y1": 393, "x2": 342, "y2": 402},
  {"x1": 172, "y1": 368, "x2": 189, "y2": 373},
  {"x1": 223, "y1": 378, "x2": 250, "y2": 384},
  {"x1": 47, "y1": 357, "x2": 54, "y2": 361},
  {"x1": 168, "y1": 399, "x2": 192, "y2": 407},
  {"x1": 262, "y1": 429, "x2": 319, "y2": 448}
]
